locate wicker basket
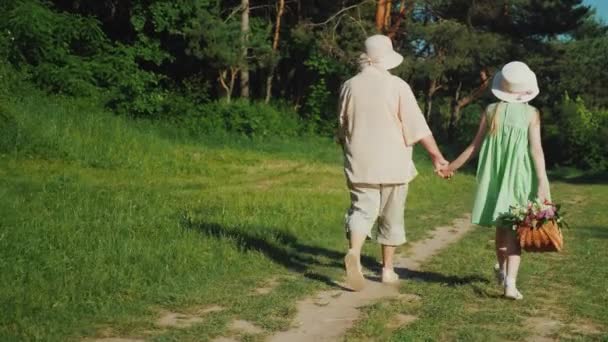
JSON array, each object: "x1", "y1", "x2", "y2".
[{"x1": 516, "y1": 219, "x2": 564, "y2": 252}]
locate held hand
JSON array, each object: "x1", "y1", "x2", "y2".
[
  {"x1": 537, "y1": 182, "x2": 551, "y2": 203},
  {"x1": 437, "y1": 165, "x2": 455, "y2": 179},
  {"x1": 432, "y1": 157, "x2": 448, "y2": 172},
  {"x1": 433, "y1": 158, "x2": 453, "y2": 179}
]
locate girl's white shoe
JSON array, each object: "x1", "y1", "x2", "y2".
[
  {"x1": 381, "y1": 268, "x2": 399, "y2": 284},
  {"x1": 504, "y1": 277, "x2": 523, "y2": 300},
  {"x1": 504, "y1": 286, "x2": 524, "y2": 300}
]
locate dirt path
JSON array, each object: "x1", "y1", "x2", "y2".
[
  {"x1": 267, "y1": 215, "x2": 474, "y2": 342},
  {"x1": 89, "y1": 215, "x2": 474, "y2": 342}
]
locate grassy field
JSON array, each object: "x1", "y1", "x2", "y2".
[
  {"x1": 345, "y1": 179, "x2": 608, "y2": 341},
  {"x1": 0, "y1": 93, "x2": 473, "y2": 341},
  {"x1": 1, "y1": 92, "x2": 606, "y2": 341}
]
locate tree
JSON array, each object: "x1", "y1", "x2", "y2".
[
  {"x1": 405, "y1": 0, "x2": 592, "y2": 140},
  {"x1": 265, "y1": 0, "x2": 285, "y2": 103},
  {"x1": 396, "y1": 2, "x2": 506, "y2": 137},
  {"x1": 387, "y1": 0, "x2": 413, "y2": 39},
  {"x1": 570, "y1": 9, "x2": 608, "y2": 40},
  {"x1": 375, "y1": 0, "x2": 413, "y2": 38},
  {"x1": 375, "y1": 0, "x2": 390, "y2": 32},
  {"x1": 4, "y1": 0, "x2": 605, "y2": 166},
  {"x1": 129, "y1": 0, "x2": 271, "y2": 102},
  {"x1": 240, "y1": 0, "x2": 250, "y2": 98},
  {"x1": 551, "y1": 35, "x2": 608, "y2": 107}
]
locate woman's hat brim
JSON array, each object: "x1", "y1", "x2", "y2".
[
  {"x1": 378, "y1": 51, "x2": 404, "y2": 70},
  {"x1": 491, "y1": 71, "x2": 540, "y2": 103}
]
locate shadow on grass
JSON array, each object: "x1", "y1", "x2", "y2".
[
  {"x1": 394, "y1": 268, "x2": 489, "y2": 287},
  {"x1": 181, "y1": 218, "x2": 381, "y2": 288},
  {"x1": 470, "y1": 285, "x2": 505, "y2": 299}
]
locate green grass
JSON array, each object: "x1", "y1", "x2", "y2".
[
  {"x1": 0, "y1": 92, "x2": 474, "y2": 341},
  {"x1": 345, "y1": 180, "x2": 608, "y2": 341},
  {"x1": 2, "y1": 91, "x2": 606, "y2": 341}
]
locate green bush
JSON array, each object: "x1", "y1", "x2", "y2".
[
  {"x1": 5, "y1": 0, "x2": 107, "y2": 97},
  {"x1": 3, "y1": 0, "x2": 166, "y2": 117},
  {"x1": 1, "y1": 91, "x2": 180, "y2": 169},
  {"x1": 0, "y1": 31, "x2": 14, "y2": 98},
  {"x1": 545, "y1": 94, "x2": 608, "y2": 171},
  {"x1": 175, "y1": 99, "x2": 302, "y2": 138},
  {"x1": 0, "y1": 107, "x2": 21, "y2": 153},
  {"x1": 0, "y1": 35, "x2": 27, "y2": 154},
  {"x1": 453, "y1": 103, "x2": 483, "y2": 150},
  {"x1": 302, "y1": 52, "x2": 352, "y2": 136}
]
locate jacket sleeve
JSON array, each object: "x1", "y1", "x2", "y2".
[
  {"x1": 336, "y1": 82, "x2": 351, "y2": 145},
  {"x1": 397, "y1": 79, "x2": 432, "y2": 146}
]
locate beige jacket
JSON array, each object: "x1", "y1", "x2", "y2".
[{"x1": 338, "y1": 66, "x2": 432, "y2": 184}]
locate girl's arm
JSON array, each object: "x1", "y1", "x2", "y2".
[
  {"x1": 529, "y1": 110, "x2": 551, "y2": 201},
  {"x1": 447, "y1": 113, "x2": 488, "y2": 173}
]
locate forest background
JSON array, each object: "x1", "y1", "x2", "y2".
[{"x1": 1, "y1": 0, "x2": 607, "y2": 171}]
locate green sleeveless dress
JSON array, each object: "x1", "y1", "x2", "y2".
[{"x1": 471, "y1": 102, "x2": 540, "y2": 227}]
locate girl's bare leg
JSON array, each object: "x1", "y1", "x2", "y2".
[
  {"x1": 495, "y1": 228, "x2": 508, "y2": 281},
  {"x1": 504, "y1": 229, "x2": 523, "y2": 299}
]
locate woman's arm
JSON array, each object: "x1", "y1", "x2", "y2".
[
  {"x1": 447, "y1": 113, "x2": 488, "y2": 173},
  {"x1": 529, "y1": 110, "x2": 551, "y2": 201},
  {"x1": 419, "y1": 134, "x2": 449, "y2": 173}
]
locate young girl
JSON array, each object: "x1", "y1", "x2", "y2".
[{"x1": 446, "y1": 61, "x2": 551, "y2": 300}]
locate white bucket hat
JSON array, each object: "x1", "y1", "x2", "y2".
[
  {"x1": 360, "y1": 35, "x2": 403, "y2": 70},
  {"x1": 491, "y1": 61, "x2": 540, "y2": 103}
]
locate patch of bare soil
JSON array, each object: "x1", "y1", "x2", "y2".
[{"x1": 267, "y1": 215, "x2": 474, "y2": 342}]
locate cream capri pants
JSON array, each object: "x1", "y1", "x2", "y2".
[{"x1": 345, "y1": 182, "x2": 409, "y2": 246}]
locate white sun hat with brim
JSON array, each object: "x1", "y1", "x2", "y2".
[
  {"x1": 360, "y1": 35, "x2": 404, "y2": 70},
  {"x1": 491, "y1": 61, "x2": 540, "y2": 103}
]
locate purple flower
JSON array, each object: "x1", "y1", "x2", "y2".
[{"x1": 537, "y1": 209, "x2": 555, "y2": 220}]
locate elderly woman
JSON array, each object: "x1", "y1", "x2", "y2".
[{"x1": 337, "y1": 35, "x2": 449, "y2": 291}]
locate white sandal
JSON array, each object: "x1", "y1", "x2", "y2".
[{"x1": 381, "y1": 268, "x2": 399, "y2": 284}]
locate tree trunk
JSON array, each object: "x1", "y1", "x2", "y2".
[
  {"x1": 375, "y1": 0, "x2": 388, "y2": 32},
  {"x1": 425, "y1": 93, "x2": 433, "y2": 121},
  {"x1": 448, "y1": 68, "x2": 491, "y2": 140},
  {"x1": 425, "y1": 78, "x2": 441, "y2": 121},
  {"x1": 448, "y1": 81, "x2": 463, "y2": 141},
  {"x1": 265, "y1": 0, "x2": 286, "y2": 103},
  {"x1": 384, "y1": 1, "x2": 392, "y2": 29},
  {"x1": 219, "y1": 70, "x2": 232, "y2": 103},
  {"x1": 219, "y1": 68, "x2": 239, "y2": 103},
  {"x1": 296, "y1": 0, "x2": 302, "y2": 21},
  {"x1": 240, "y1": 0, "x2": 250, "y2": 98},
  {"x1": 230, "y1": 67, "x2": 238, "y2": 101},
  {"x1": 387, "y1": 0, "x2": 409, "y2": 39}
]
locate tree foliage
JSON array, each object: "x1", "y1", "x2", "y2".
[{"x1": 1, "y1": 0, "x2": 607, "y2": 169}]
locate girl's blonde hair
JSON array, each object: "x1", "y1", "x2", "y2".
[{"x1": 488, "y1": 102, "x2": 502, "y2": 135}]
